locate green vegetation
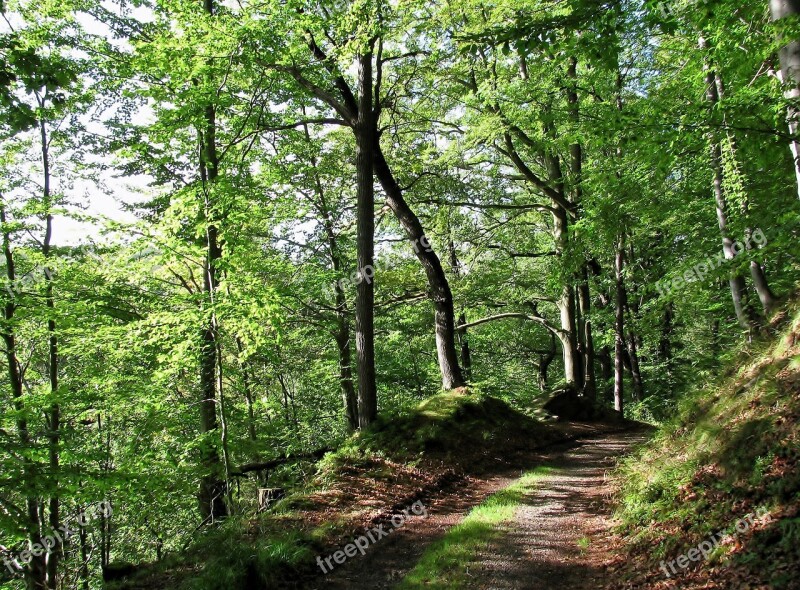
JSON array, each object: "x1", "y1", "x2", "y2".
[
  {"x1": 322, "y1": 390, "x2": 559, "y2": 464},
  {"x1": 1, "y1": 0, "x2": 799, "y2": 588},
  {"x1": 614, "y1": 300, "x2": 800, "y2": 587},
  {"x1": 398, "y1": 468, "x2": 553, "y2": 589},
  {"x1": 104, "y1": 391, "x2": 568, "y2": 590}
]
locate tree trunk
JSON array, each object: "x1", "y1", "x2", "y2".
[
  {"x1": 448, "y1": 240, "x2": 472, "y2": 381},
  {"x1": 373, "y1": 146, "x2": 465, "y2": 390},
  {"x1": 40, "y1": 115, "x2": 60, "y2": 588},
  {"x1": 456, "y1": 313, "x2": 472, "y2": 381},
  {"x1": 625, "y1": 322, "x2": 645, "y2": 401},
  {"x1": 614, "y1": 235, "x2": 626, "y2": 415},
  {"x1": 568, "y1": 58, "x2": 594, "y2": 399},
  {"x1": 743, "y1": 227, "x2": 777, "y2": 315},
  {"x1": 578, "y1": 268, "x2": 596, "y2": 402},
  {"x1": 659, "y1": 302, "x2": 674, "y2": 377},
  {"x1": 622, "y1": 266, "x2": 645, "y2": 402},
  {"x1": 197, "y1": 0, "x2": 228, "y2": 522},
  {"x1": 322, "y1": 225, "x2": 358, "y2": 431},
  {"x1": 557, "y1": 287, "x2": 581, "y2": 387},
  {"x1": 79, "y1": 511, "x2": 90, "y2": 590},
  {"x1": 551, "y1": 207, "x2": 581, "y2": 387},
  {"x1": 701, "y1": 39, "x2": 761, "y2": 332},
  {"x1": 598, "y1": 345, "x2": 613, "y2": 402},
  {"x1": 770, "y1": 0, "x2": 800, "y2": 198},
  {"x1": 538, "y1": 332, "x2": 557, "y2": 393},
  {"x1": 355, "y1": 51, "x2": 378, "y2": 428},
  {"x1": 198, "y1": 176, "x2": 227, "y2": 520},
  {"x1": 749, "y1": 260, "x2": 778, "y2": 315}
]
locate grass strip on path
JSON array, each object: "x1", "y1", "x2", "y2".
[{"x1": 398, "y1": 466, "x2": 554, "y2": 589}]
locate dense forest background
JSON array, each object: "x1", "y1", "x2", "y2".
[{"x1": 1, "y1": 0, "x2": 799, "y2": 588}]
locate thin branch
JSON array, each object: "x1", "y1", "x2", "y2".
[
  {"x1": 461, "y1": 312, "x2": 562, "y2": 335},
  {"x1": 262, "y1": 63, "x2": 355, "y2": 124}
]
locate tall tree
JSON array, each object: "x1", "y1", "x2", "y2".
[
  {"x1": 257, "y1": 1, "x2": 466, "y2": 392},
  {"x1": 770, "y1": 0, "x2": 800, "y2": 197},
  {"x1": 354, "y1": 44, "x2": 378, "y2": 428},
  {"x1": 197, "y1": 0, "x2": 228, "y2": 522}
]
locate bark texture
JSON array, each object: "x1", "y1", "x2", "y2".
[{"x1": 355, "y1": 51, "x2": 377, "y2": 428}]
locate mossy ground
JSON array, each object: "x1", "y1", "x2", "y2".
[{"x1": 611, "y1": 302, "x2": 800, "y2": 588}]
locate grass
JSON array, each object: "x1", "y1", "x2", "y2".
[
  {"x1": 612, "y1": 300, "x2": 800, "y2": 587},
  {"x1": 397, "y1": 467, "x2": 553, "y2": 589},
  {"x1": 577, "y1": 536, "x2": 591, "y2": 552},
  {"x1": 320, "y1": 389, "x2": 551, "y2": 465}
]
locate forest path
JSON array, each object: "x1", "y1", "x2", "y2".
[
  {"x1": 460, "y1": 431, "x2": 649, "y2": 589},
  {"x1": 303, "y1": 429, "x2": 648, "y2": 589}
]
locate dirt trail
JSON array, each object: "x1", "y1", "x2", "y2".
[
  {"x1": 302, "y1": 430, "x2": 648, "y2": 589},
  {"x1": 467, "y1": 432, "x2": 648, "y2": 589}
]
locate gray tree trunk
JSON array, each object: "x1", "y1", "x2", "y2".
[
  {"x1": 771, "y1": 0, "x2": 800, "y2": 197},
  {"x1": 750, "y1": 261, "x2": 778, "y2": 315},
  {"x1": 614, "y1": 235, "x2": 626, "y2": 415},
  {"x1": 552, "y1": 207, "x2": 581, "y2": 387}
]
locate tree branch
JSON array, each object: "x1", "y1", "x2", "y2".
[
  {"x1": 263, "y1": 63, "x2": 356, "y2": 124},
  {"x1": 460, "y1": 312, "x2": 562, "y2": 335},
  {"x1": 500, "y1": 133, "x2": 577, "y2": 217}
]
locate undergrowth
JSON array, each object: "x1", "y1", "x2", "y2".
[{"x1": 613, "y1": 302, "x2": 800, "y2": 588}]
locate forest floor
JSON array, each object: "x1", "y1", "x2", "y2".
[{"x1": 301, "y1": 430, "x2": 650, "y2": 589}]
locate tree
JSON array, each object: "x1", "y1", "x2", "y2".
[
  {"x1": 770, "y1": 0, "x2": 800, "y2": 197},
  {"x1": 254, "y1": 0, "x2": 466, "y2": 396}
]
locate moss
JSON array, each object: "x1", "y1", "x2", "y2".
[
  {"x1": 614, "y1": 302, "x2": 800, "y2": 587},
  {"x1": 318, "y1": 390, "x2": 552, "y2": 473}
]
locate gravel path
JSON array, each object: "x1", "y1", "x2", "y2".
[
  {"x1": 303, "y1": 430, "x2": 648, "y2": 589},
  {"x1": 467, "y1": 432, "x2": 648, "y2": 589}
]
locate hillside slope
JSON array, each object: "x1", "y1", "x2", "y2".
[{"x1": 608, "y1": 301, "x2": 800, "y2": 589}]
